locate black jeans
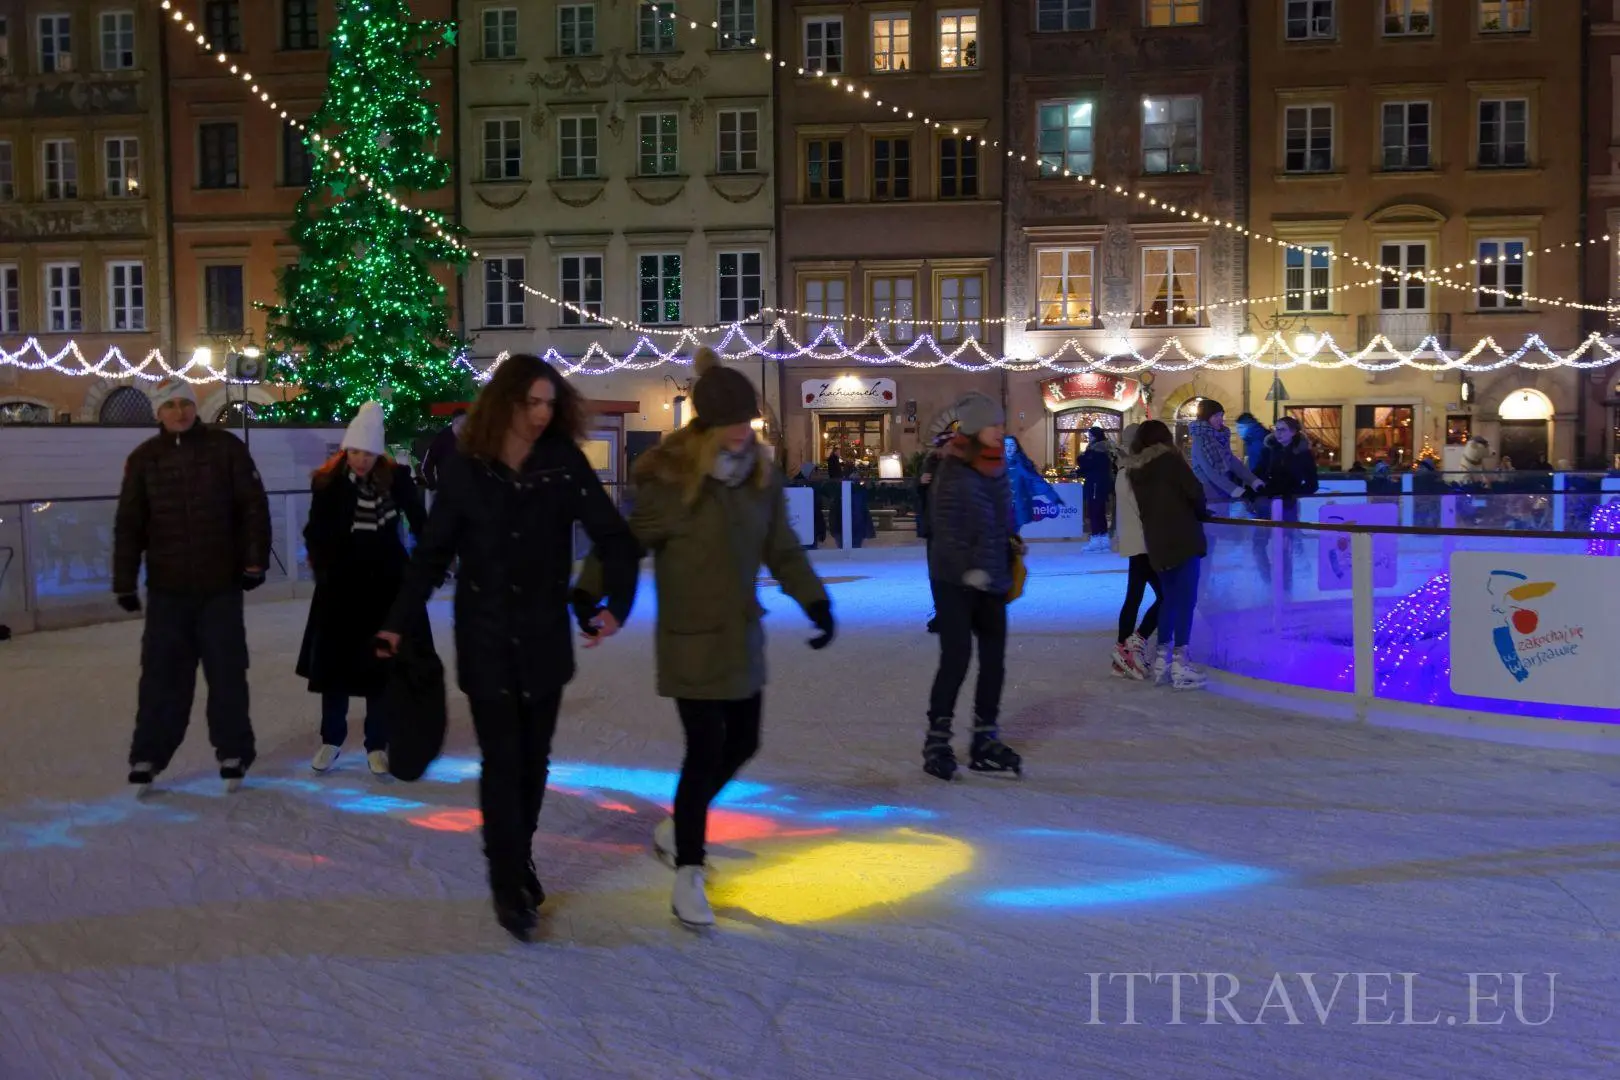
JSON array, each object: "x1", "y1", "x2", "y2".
[
  {"x1": 320, "y1": 693, "x2": 388, "y2": 752},
  {"x1": 927, "y1": 583, "x2": 1007, "y2": 729},
  {"x1": 467, "y1": 689, "x2": 563, "y2": 885},
  {"x1": 130, "y1": 588, "x2": 254, "y2": 771},
  {"x1": 1117, "y1": 554, "x2": 1162, "y2": 643},
  {"x1": 1085, "y1": 491, "x2": 1109, "y2": 536},
  {"x1": 673, "y1": 695, "x2": 762, "y2": 867}
]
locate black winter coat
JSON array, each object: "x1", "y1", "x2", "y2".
[
  {"x1": 1255, "y1": 433, "x2": 1320, "y2": 501},
  {"x1": 927, "y1": 445, "x2": 1015, "y2": 593},
  {"x1": 382, "y1": 437, "x2": 639, "y2": 701},
  {"x1": 296, "y1": 464, "x2": 425, "y2": 697},
  {"x1": 1127, "y1": 444, "x2": 1208, "y2": 574},
  {"x1": 113, "y1": 420, "x2": 271, "y2": 595}
]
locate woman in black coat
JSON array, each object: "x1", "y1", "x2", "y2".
[
  {"x1": 296, "y1": 402, "x2": 425, "y2": 778},
  {"x1": 377, "y1": 355, "x2": 639, "y2": 942},
  {"x1": 1254, "y1": 415, "x2": 1320, "y2": 523}
]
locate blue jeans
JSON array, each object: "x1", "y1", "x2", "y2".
[
  {"x1": 1155, "y1": 557, "x2": 1203, "y2": 650},
  {"x1": 320, "y1": 693, "x2": 389, "y2": 752}
]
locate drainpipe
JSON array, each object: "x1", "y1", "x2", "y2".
[
  {"x1": 451, "y1": 0, "x2": 468, "y2": 351},
  {"x1": 1577, "y1": 3, "x2": 1591, "y2": 466},
  {"x1": 1237, "y1": 0, "x2": 1251, "y2": 417},
  {"x1": 159, "y1": 14, "x2": 178, "y2": 365},
  {"x1": 771, "y1": 5, "x2": 788, "y2": 469}
]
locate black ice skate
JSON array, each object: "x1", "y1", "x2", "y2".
[
  {"x1": 922, "y1": 717, "x2": 957, "y2": 781},
  {"x1": 129, "y1": 762, "x2": 157, "y2": 797},
  {"x1": 522, "y1": 859, "x2": 545, "y2": 910},
  {"x1": 492, "y1": 884, "x2": 537, "y2": 942},
  {"x1": 969, "y1": 729, "x2": 1022, "y2": 777},
  {"x1": 219, "y1": 759, "x2": 248, "y2": 793}
]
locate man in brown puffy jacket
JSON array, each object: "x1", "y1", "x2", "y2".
[{"x1": 113, "y1": 376, "x2": 271, "y2": 794}]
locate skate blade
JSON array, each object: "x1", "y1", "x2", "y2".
[
  {"x1": 672, "y1": 907, "x2": 716, "y2": 931},
  {"x1": 223, "y1": 777, "x2": 244, "y2": 793},
  {"x1": 133, "y1": 783, "x2": 155, "y2": 800},
  {"x1": 968, "y1": 763, "x2": 1023, "y2": 778}
]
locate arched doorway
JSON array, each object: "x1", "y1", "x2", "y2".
[
  {"x1": 99, "y1": 386, "x2": 154, "y2": 425},
  {"x1": 1174, "y1": 397, "x2": 1204, "y2": 451},
  {"x1": 1497, "y1": 387, "x2": 1553, "y2": 469}
]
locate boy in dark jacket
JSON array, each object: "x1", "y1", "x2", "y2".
[{"x1": 923, "y1": 392, "x2": 1023, "y2": 781}]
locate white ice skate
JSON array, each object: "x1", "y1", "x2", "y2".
[
  {"x1": 671, "y1": 865, "x2": 715, "y2": 927},
  {"x1": 1152, "y1": 654, "x2": 1171, "y2": 687},
  {"x1": 367, "y1": 750, "x2": 390, "y2": 778},
  {"x1": 1169, "y1": 656, "x2": 1207, "y2": 691},
  {"x1": 1110, "y1": 641, "x2": 1146, "y2": 680},
  {"x1": 652, "y1": 817, "x2": 676, "y2": 868},
  {"x1": 311, "y1": 745, "x2": 341, "y2": 773}
]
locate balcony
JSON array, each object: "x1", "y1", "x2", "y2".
[{"x1": 1358, "y1": 312, "x2": 1451, "y2": 352}]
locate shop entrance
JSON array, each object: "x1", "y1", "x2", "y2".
[
  {"x1": 1497, "y1": 422, "x2": 1548, "y2": 471},
  {"x1": 1054, "y1": 408, "x2": 1122, "y2": 473},
  {"x1": 818, "y1": 413, "x2": 886, "y2": 472}
]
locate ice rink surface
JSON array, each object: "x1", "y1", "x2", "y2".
[{"x1": 2, "y1": 542, "x2": 1617, "y2": 1079}]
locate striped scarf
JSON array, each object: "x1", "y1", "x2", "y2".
[{"x1": 349, "y1": 469, "x2": 398, "y2": 533}]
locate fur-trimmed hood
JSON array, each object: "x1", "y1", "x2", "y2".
[
  {"x1": 632, "y1": 424, "x2": 773, "y2": 499},
  {"x1": 1121, "y1": 442, "x2": 1178, "y2": 472}
]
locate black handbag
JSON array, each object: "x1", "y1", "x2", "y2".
[{"x1": 380, "y1": 618, "x2": 447, "y2": 782}]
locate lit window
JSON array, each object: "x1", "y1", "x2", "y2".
[
  {"x1": 107, "y1": 261, "x2": 145, "y2": 331},
  {"x1": 1141, "y1": 246, "x2": 1199, "y2": 327},
  {"x1": 938, "y1": 274, "x2": 983, "y2": 342},
  {"x1": 938, "y1": 11, "x2": 978, "y2": 69},
  {"x1": 1384, "y1": 0, "x2": 1433, "y2": 35},
  {"x1": 871, "y1": 14, "x2": 910, "y2": 72},
  {"x1": 871, "y1": 276, "x2": 915, "y2": 341},
  {"x1": 1479, "y1": 0, "x2": 1529, "y2": 33},
  {"x1": 1037, "y1": 249, "x2": 1094, "y2": 327},
  {"x1": 1146, "y1": 0, "x2": 1202, "y2": 27},
  {"x1": 1038, "y1": 101, "x2": 1094, "y2": 176}
]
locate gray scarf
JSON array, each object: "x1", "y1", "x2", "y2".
[{"x1": 712, "y1": 444, "x2": 756, "y2": 488}]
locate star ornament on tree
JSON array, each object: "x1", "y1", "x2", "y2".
[{"x1": 442, "y1": 26, "x2": 457, "y2": 45}]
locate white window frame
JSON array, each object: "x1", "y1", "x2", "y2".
[
  {"x1": 0, "y1": 142, "x2": 13, "y2": 201},
  {"x1": 637, "y1": 1, "x2": 676, "y2": 53},
  {"x1": 804, "y1": 14, "x2": 843, "y2": 72},
  {"x1": 1145, "y1": 0, "x2": 1202, "y2": 27},
  {"x1": 481, "y1": 117, "x2": 522, "y2": 181},
  {"x1": 717, "y1": 0, "x2": 756, "y2": 49},
  {"x1": 42, "y1": 138, "x2": 76, "y2": 200},
  {"x1": 557, "y1": 116, "x2": 599, "y2": 178},
  {"x1": 100, "y1": 10, "x2": 135, "y2": 69},
  {"x1": 1476, "y1": 238, "x2": 1527, "y2": 310},
  {"x1": 639, "y1": 112, "x2": 679, "y2": 176},
  {"x1": 0, "y1": 264, "x2": 18, "y2": 332},
  {"x1": 717, "y1": 251, "x2": 764, "y2": 324},
  {"x1": 44, "y1": 261, "x2": 82, "y2": 331},
  {"x1": 938, "y1": 10, "x2": 978, "y2": 70},
  {"x1": 716, "y1": 109, "x2": 759, "y2": 173},
  {"x1": 558, "y1": 4, "x2": 596, "y2": 57},
  {"x1": 1384, "y1": 0, "x2": 1433, "y2": 35},
  {"x1": 104, "y1": 135, "x2": 139, "y2": 197},
  {"x1": 870, "y1": 13, "x2": 911, "y2": 73},
  {"x1": 1284, "y1": 244, "x2": 1332, "y2": 314},
  {"x1": 1035, "y1": 248, "x2": 1095, "y2": 327},
  {"x1": 482, "y1": 7, "x2": 518, "y2": 59},
  {"x1": 106, "y1": 260, "x2": 145, "y2": 331},
  {"x1": 1284, "y1": 0, "x2": 1335, "y2": 40},
  {"x1": 1141, "y1": 95, "x2": 1201, "y2": 174},
  {"x1": 1477, "y1": 97, "x2": 1528, "y2": 168},
  {"x1": 638, "y1": 252, "x2": 683, "y2": 326},
  {"x1": 1283, "y1": 104, "x2": 1334, "y2": 173},
  {"x1": 803, "y1": 277, "x2": 847, "y2": 339},
  {"x1": 937, "y1": 273, "x2": 983, "y2": 342},
  {"x1": 1140, "y1": 245, "x2": 1200, "y2": 328},
  {"x1": 482, "y1": 257, "x2": 526, "y2": 327},
  {"x1": 1036, "y1": 0, "x2": 1095, "y2": 33},
  {"x1": 558, "y1": 253, "x2": 604, "y2": 327},
  {"x1": 1038, "y1": 100, "x2": 1095, "y2": 176},
  {"x1": 1380, "y1": 100, "x2": 1431, "y2": 171},
  {"x1": 871, "y1": 275, "x2": 915, "y2": 342},
  {"x1": 1479, "y1": 0, "x2": 1530, "y2": 33},
  {"x1": 37, "y1": 14, "x2": 70, "y2": 74},
  {"x1": 1378, "y1": 241, "x2": 1429, "y2": 313}
]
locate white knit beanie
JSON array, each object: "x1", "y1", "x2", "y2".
[
  {"x1": 341, "y1": 401, "x2": 388, "y2": 456},
  {"x1": 151, "y1": 376, "x2": 197, "y2": 408}
]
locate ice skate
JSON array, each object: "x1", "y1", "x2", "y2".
[
  {"x1": 1169, "y1": 651, "x2": 1207, "y2": 691},
  {"x1": 492, "y1": 883, "x2": 537, "y2": 942},
  {"x1": 522, "y1": 860, "x2": 545, "y2": 910},
  {"x1": 969, "y1": 729, "x2": 1022, "y2": 777},
  {"x1": 219, "y1": 758, "x2": 247, "y2": 793},
  {"x1": 366, "y1": 750, "x2": 390, "y2": 778},
  {"x1": 129, "y1": 762, "x2": 157, "y2": 798},
  {"x1": 652, "y1": 816, "x2": 676, "y2": 868},
  {"x1": 1152, "y1": 653, "x2": 1171, "y2": 687},
  {"x1": 1127, "y1": 632, "x2": 1152, "y2": 672},
  {"x1": 922, "y1": 717, "x2": 956, "y2": 781},
  {"x1": 1110, "y1": 641, "x2": 1146, "y2": 680},
  {"x1": 671, "y1": 865, "x2": 715, "y2": 927},
  {"x1": 311, "y1": 745, "x2": 340, "y2": 773}
]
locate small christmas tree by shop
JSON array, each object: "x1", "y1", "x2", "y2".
[{"x1": 260, "y1": 0, "x2": 470, "y2": 438}]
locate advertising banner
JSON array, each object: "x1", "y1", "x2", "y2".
[
  {"x1": 783, "y1": 486, "x2": 817, "y2": 547},
  {"x1": 1019, "y1": 482, "x2": 1086, "y2": 540},
  {"x1": 1317, "y1": 502, "x2": 1399, "y2": 591}
]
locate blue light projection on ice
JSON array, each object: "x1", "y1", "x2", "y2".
[{"x1": 979, "y1": 829, "x2": 1277, "y2": 910}]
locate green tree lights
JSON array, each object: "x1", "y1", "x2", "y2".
[{"x1": 260, "y1": 0, "x2": 469, "y2": 438}]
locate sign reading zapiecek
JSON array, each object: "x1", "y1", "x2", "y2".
[{"x1": 801, "y1": 378, "x2": 898, "y2": 410}]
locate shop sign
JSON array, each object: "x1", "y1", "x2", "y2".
[
  {"x1": 802, "y1": 377, "x2": 898, "y2": 410},
  {"x1": 1041, "y1": 373, "x2": 1141, "y2": 412}
]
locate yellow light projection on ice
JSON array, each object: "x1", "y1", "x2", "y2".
[{"x1": 709, "y1": 828, "x2": 974, "y2": 924}]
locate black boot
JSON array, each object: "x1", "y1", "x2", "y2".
[
  {"x1": 522, "y1": 859, "x2": 545, "y2": 911},
  {"x1": 969, "y1": 724, "x2": 1022, "y2": 777},
  {"x1": 490, "y1": 865, "x2": 538, "y2": 942},
  {"x1": 923, "y1": 716, "x2": 956, "y2": 781}
]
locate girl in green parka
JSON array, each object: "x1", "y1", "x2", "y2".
[{"x1": 577, "y1": 347, "x2": 834, "y2": 927}]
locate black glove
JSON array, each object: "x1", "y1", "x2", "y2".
[
  {"x1": 116, "y1": 593, "x2": 142, "y2": 614},
  {"x1": 806, "y1": 600, "x2": 835, "y2": 650},
  {"x1": 571, "y1": 588, "x2": 602, "y2": 637},
  {"x1": 241, "y1": 570, "x2": 266, "y2": 592}
]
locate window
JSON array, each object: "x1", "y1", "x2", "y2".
[
  {"x1": 38, "y1": 15, "x2": 70, "y2": 73},
  {"x1": 1381, "y1": 101, "x2": 1430, "y2": 170},
  {"x1": 1037, "y1": 0, "x2": 1094, "y2": 32},
  {"x1": 1283, "y1": 105, "x2": 1333, "y2": 173},
  {"x1": 482, "y1": 118, "x2": 522, "y2": 181},
  {"x1": 107, "y1": 262, "x2": 145, "y2": 331},
  {"x1": 718, "y1": 0, "x2": 756, "y2": 48},
  {"x1": 1378, "y1": 242, "x2": 1427, "y2": 311},
  {"x1": 0, "y1": 265, "x2": 18, "y2": 332},
  {"x1": 1446, "y1": 414, "x2": 1473, "y2": 446},
  {"x1": 482, "y1": 257, "x2": 525, "y2": 327},
  {"x1": 204, "y1": 1, "x2": 242, "y2": 52},
  {"x1": 558, "y1": 5, "x2": 595, "y2": 56},
  {"x1": 204, "y1": 265, "x2": 244, "y2": 332},
  {"x1": 1142, "y1": 95, "x2": 1200, "y2": 174},
  {"x1": 1284, "y1": 0, "x2": 1334, "y2": 40},
  {"x1": 104, "y1": 136, "x2": 139, "y2": 197},
  {"x1": 45, "y1": 262, "x2": 82, "y2": 331},
  {"x1": 558, "y1": 117, "x2": 599, "y2": 178},
  {"x1": 804, "y1": 15, "x2": 842, "y2": 72},
  {"x1": 872, "y1": 137, "x2": 911, "y2": 200},
  {"x1": 717, "y1": 110, "x2": 759, "y2": 173},
  {"x1": 100, "y1": 11, "x2": 135, "y2": 69},
  {"x1": 939, "y1": 136, "x2": 978, "y2": 198},
  {"x1": 1354, "y1": 405, "x2": 1415, "y2": 468},
  {"x1": 805, "y1": 139, "x2": 845, "y2": 200},
  {"x1": 1039, "y1": 101, "x2": 1095, "y2": 175},
  {"x1": 718, "y1": 252, "x2": 763, "y2": 323},
  {"x1": 1476, "y1": 239, "x2": 1527, "y2": 309},
  {"x1": 1146, "y1": 0, "x2": 1202, "y2": 26},
  {"x1": 1284, "y1": 245, "x2": 1332, "y2": 313},
  {"x1": 1479, "y1": 0, "x2": 1529, "y2": 33},
  {"x1": 1478, "y1": 98, "x2": 1528, "y2": 167},
  {"x1": 483, "y1": 8, "x2": 518, "y2": 58},
  {"x1": 803, "y1": 277, "x2": 846, "y2": 338},
  {"x1": 871, "y1": 14, "x2": 910, "y2": 72},
  {"x1": 938, "y1": 274, "x2": 983, "y2": 341},
  {"x1": 939, "y1": 11, "x2": 978, "y2": 69},
  {"x1": 0, "y1": 142, "x2": 14, "y2": 201},
  {"x1": 1141, "y1": 246, "x2": 1199, "y2": 327},
  {"x1": 1037, "y1": 249, "x2": 1094, "y2": 326},
  {"x1": 42, "y1": 139, "x2": 76, "y2": 200},
  {"x1": 639, "y1": 113, "x2": 679, "y2": 176},
  {"x1": 282, "y1": 123, "x2": 314, "y2": 186},
  {"x1": 559, "y1": 254, "x2": 603, "y2": 327},
  {"x1": 283, "y1": 0, "x2": 318, "y2": 50},
  {"x1": 638, "y1": 253, "x2": 683, "y2": 325},
  {"x1": 871, "y1": 276, "x2": 915, "y2": 341},
  {"x1": 638, "y1": 2, "x2": 676, "y2": 53},
  {"x1": 1285, "y1": 405, "x2": 1342, "y2": 466},
  {"x1": 198, "y1": 122, "x2": 239, "y2": 188},
  {"x1": 1384, "y1": 0, "x2": 1432, "y2": 35}
]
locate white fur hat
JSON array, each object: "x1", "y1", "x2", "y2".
[
  {"x1": 341, "y1": 401, "x2": 387, "y2": 456},
  {"x1": 151, "y1": 376, "x2": 197, "y2": 408}
]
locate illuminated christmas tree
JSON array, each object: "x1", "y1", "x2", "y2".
[{"x1": 260, "y1": 0, "x2": 469, "y2": 437}]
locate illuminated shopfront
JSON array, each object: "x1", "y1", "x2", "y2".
[{"x1": 1041, "y1": 372, "x2": 1143, "y2": 471}]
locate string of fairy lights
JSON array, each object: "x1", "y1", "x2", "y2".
[{"x1": 19, "y1": 0, "x2": 1616, "y2": 386}]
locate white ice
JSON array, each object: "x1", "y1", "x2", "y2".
[{"x1": 1, "y1": 542, "x2": 1617, "y2": 1079}]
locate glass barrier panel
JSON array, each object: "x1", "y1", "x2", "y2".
[
  {"x1": 30, "y1": 499, "x2": 118, "y2": 609},
  {"x1": 0, "y1": 502, "x2": 24, "y2": 617}
]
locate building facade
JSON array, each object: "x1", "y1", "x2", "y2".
[
  {"x1": 0, "y1": 1, "x2": 171, "y2": 424},
  {"x1": 166, "y1": 0, "x2": 457, "y2": 423},
  {"x1": 774, "y1": 0, "x2": 1005, "y2": 472},
  {"x1": 1002, "y1": 0, "x2": 1248, "y2": 473},
  {"x1": 1248, "y1": 0, "x2": 1583, "y2": 470},
  {"x1": 1587, "y1": 0, "x2": 1620, "y2": 468},
  {"x1": 460, "y1": 0, "x2": 776, "y2": 454}
]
